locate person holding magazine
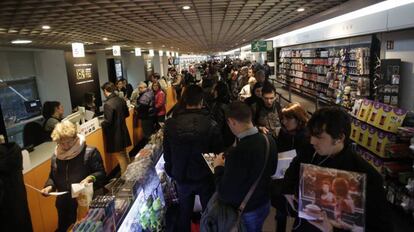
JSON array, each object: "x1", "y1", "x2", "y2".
[{"x1": 282, "y1": 107, "x2": 392, "y2": 232}]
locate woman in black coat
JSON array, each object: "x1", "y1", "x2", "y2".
[
  {"x1": 41, "y1": 121, "x2": 106, "y2": 232},
  {"x1": 272, "y1": 102, "x2": 310, "y2": 232},
  {"x1": 101, "y1": 82, "x2": 132, "y2": 174}
]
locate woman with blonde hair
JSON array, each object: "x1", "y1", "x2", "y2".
[{"x1": 41, "y1": 121, "x2": 105, "y2": 232}]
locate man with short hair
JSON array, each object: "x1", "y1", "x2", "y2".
[
  {"x1": 255, "y1": 69, "x2": 266, "y2": 83},
  {"x1": 164, "y1": 85, "x2": 224, "y2": 232},
  {"x1": 254, "y1": 82, "x2": 281, "y2": 139},
  {"x1": 263, "y1": 60, "x2": 271, "y2": 79},
  {"x1": 100, "y1": 82, "x2": 131, "y2": 174},
  {"x1": 282, "y1": 107, "x2": 392, "y2": 232},
  {"x1": 133, "y1": 82, "x2": 155, "y2": 140},
  {"x1": 213, "y1": 101, "x2": 277, "y2": 232}
]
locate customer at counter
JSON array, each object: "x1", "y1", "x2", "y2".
[
  {"x1": 41, "y1": 121, "x2": 106, "y2": 232},
  {"x1": 82, "y1": 92, "x2": 97, "y2": 115},
  {"x1": 42, "y1": 101, "x2": 64, "y2": 137},
  {"x1": 134, "y1": 82, "x2": 156, "y2": 141},
  {"x1": 101, "y1": 82, "x2": 132, "y2": 174},
  {"x1": 152, "y1": 81, "x2": 166, "y2": 124}
]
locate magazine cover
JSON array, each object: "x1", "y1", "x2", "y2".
[{"x1": 299, "y1": 164, "x2": 367, "y2": 231}]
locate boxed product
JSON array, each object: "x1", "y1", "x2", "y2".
[
  {"x1": 374, "y1": 132, "x2": 396, "y2": 158},
  {"x1": 357, "y1": 99, "x2": 373, "y2": 122},
  {"x1": 380, "y1": 107, "x2": 407, "y2": 133},
  {"x1": 366, "y1": 126, "x2": 377, "y2": 152},
  {"x1": 350, "y1": 119, "x2": 361, "y2": 142},
  {"x1": 367, "y1": 102, "x2": 383, "y2": 127},
  {"x1": 357, "y1": 123, "x2": 369, "y2": 146},
  {"x1": 351, "y1": 99, "x2": 363, "y2": 117}
]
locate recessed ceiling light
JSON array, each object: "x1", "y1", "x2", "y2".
[
  {"x1": 103, "y1": 37, "x2": 108, "y2": 41},
  {"x1": 146, "y1": 41, "x2": 152, "y2": 44},
  {"x1": 11, "y1": 39, "x2": 32, "y2": 44},
  {"x1": 162, "y1": 45, "x2": 165, "y2": 47},
  {"x1": 42, "y1": 25, "x2": 51, "y2": 30},
  {"x1": 182, "y1": 5, "x2": 191, "y2": 10},
  {"x1": 297, "y1": 8, "x2": 305, "y2": 12}
]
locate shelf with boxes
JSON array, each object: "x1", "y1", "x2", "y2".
[
  {"x1": 277, "y1": 37, "x2": 377, "y2": 109},
  {"x1": 349, "y1": 99, "x2": 414, "y2": 216}
]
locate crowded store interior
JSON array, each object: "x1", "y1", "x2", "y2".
[{"x1": 2, "y1": 0, "x2": 414, "y2": 232}]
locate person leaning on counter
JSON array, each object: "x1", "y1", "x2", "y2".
[
  {"x1": 41, "y1": 121, "x2": 106, "y2": 232},
  {"x1": 100, "y1": 82, "x2": 132, "y2": 174}
]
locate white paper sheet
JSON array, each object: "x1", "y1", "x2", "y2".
[
  {"x1": 25, "y1": 183, "x2": 68, "y2": 196},
  {"x1": 272, "y1": 149, "x2": 297, "y2": 179}
]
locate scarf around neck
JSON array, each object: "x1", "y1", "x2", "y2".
[{"x1": 55, "y1": 134, "x2": 86, "y2": 160}]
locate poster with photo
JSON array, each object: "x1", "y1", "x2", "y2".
[{"x1": 299, "y1": 164, "x2": 366, "y2": 231}]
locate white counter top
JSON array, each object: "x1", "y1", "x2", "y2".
[{"x1": 23, "y1": 142, "x2": 56, "y2": 174}]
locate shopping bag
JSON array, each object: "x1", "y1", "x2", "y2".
[{"x1": 200, "y1": 193, "x2": 246, "y2": 232}]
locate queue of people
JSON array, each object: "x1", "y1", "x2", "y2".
[
  {"x1": 10, "y1": 59, "x2": 393, "y2": 232},
  {"x1": 162, "y1": 59, "x2": 392, "y2": 232}
]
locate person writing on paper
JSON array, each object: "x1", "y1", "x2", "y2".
[
  {"x1": 212, "y1": 101, "x2": 277, "y2": 232},
  {"x1": 282, "y1": 107, "x2": 392, "y2": 232},
  {"x1": 272, "y1": 102, "x2": 309, "y2": 232},
  {"x1": 41, "y1": 121, "x2": 106, "y2": 232}
]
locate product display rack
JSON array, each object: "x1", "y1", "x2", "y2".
[{"x1": 276, "y1": 35, "x2": 380, "y2": 110}]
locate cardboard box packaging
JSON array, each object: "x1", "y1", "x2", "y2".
[{"x1": 357, "y1": 99, "x2": 373, "y2": 122}]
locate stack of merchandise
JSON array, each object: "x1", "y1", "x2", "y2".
[{"x1": 72, "y1": 196, "x2": 116, "y2": 232}]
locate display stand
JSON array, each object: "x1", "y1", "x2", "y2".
[
  {"x1": 73, "y1": 129, "x2": 171, "y2": 232},
  {"x1": 276, "y1": 35, "x2": 381, "y2": 110}
]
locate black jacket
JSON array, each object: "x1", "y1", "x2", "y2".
[
  {"x1": 215, "y1": 133, "x2": 278, "y2": 212},
  {"x1": 45, "y1": 146, "x2": 106, "y2": 192},
  {"x1": 254, "y1": 101, "x2": 282, "y2": 138},
  {"x1": 101, "y1": 93, "x2": 132, "y2": 153},
  {"x1": 276, "y1": 128, "x2": 308, "y2": 153},
  {"x1": 210, "y1": 101, "x2": 235, "y2": 148},
  {"x1": 0, "y1": 143, "x2": 33, "y2": 231},
  {"x1": 164, "y1": 108, "x2": 224, "y2": 183},
  {"x1": 283, "y1": 143, "x2": 392, "y2": 232}
]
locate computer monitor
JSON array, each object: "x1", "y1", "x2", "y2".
[
  {"x1": 62, "y1": 109, "x2": 85, "y2": 126},
  {"x1": 24, "y1": 100, "x2": 42, "y2": 113}
]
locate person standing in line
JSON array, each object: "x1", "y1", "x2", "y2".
[
  {"x1": 272, "y1": 102, "x2": 309, "y2": 232},
  {"x1": 135, "y1": 82, "x2": 156, "y2": 141},
  {"x1": 100, "y1": 82, "x2": 131, "y2": 174},
  {"x1": 152, "y1": 81, "x2": 166, "y2": 125},
  {"x1": 254, "y1": 82, "x2": 282, "y2": 140},
  {"x1": 115, "y1": 79, "x2": 127, "y2": 98},
  {"x1": 282, "y1": 107, "x2": 392, "y2": 232},
  {"x1": 239, "y1": 77, "x2": 257, "y2": 101},
  {"x1": 263, "y1": 60, "x2": 271, "y2": 79},
  {"x1": 213, "y1": 101, "x2": 277, "y2": 232},
  {"x1": 163, "y1": 85, "x2": 224, "y2": 232}
]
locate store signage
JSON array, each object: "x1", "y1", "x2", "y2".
[
  {"x1": 176, "y1": 52, "x2": 179, "y2": 57},
  {"x1": 64, "y1": 52, "x2": 101, "y2": 109},
  {"x1": 79, "y1": 117, "x2": 100, "y2": 136},
  {"x1": 72, "y1": 43, "x2": 85, "y2": 58},
  {"x1": 159, "y1": 50, "x2": 163, "y2": 56},
  {"x1": 135, "y1": 48, "x2": 141, "y2": 56},
  {"x1": 112, "y1": 46, "x2": 121, "y2": 56},
  {"x1": 166, "y1": 51, "x2": 170, "y2": 57},
  {"x1": 251, "y1": 41, "x2": 267, "y2": 52},
  {"x1": 386, "y1": 40, "x2": 394, "y2": 50},
  {"x1": 149, "y1": 49, "x2": 154, "y2": 56}
]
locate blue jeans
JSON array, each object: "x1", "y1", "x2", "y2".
[{"x1": 242, "y1": 201, "x2": 271, "y2": 232}]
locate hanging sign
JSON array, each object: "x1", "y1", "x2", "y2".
[
  {"x1": 72, "y1": 43, "x2": 85, "y2": 58},
  {"x1": 135, "y1": 48, "x2": 141, "y2": 56},
  {"x1": 112, "y1": 46, "x2": 121, "y2": 56}
]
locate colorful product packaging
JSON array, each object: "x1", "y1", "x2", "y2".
[
  {"x1": 366, "y1": 126, "x2": 377, "y2": 152},
  {"x1": 357, "y1": 123, "x2": 369, "y2": 146},
  {"x1": 380, "y1": 107, "x2": 407, "y2": 133},
  {"x1": 367, "y1": 102, "x2": 383, "y2": 127},
  {"x1": 357, "y1": 99, "x2": 373, "y2": 122},
  {"x1": 351, "y1": 119, "x2": 361, "y2": 142},
  {"x1": 351, "y1": 99, "x2": 363, "y2": 117}
]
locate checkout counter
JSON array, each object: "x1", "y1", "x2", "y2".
[{"x1": 23, "y1": 86, "x2": 177, "y2": 232}]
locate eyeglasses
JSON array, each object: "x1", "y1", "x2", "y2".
[{"x1": 58, "y1": 137, "x2": 76, "y2": 146}]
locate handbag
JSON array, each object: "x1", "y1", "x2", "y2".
[{"x1": 200, "y1": 134, "x2": 271, "y2": 232}]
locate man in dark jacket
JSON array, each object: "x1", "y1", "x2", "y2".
[
  {"x1": 282, "y1": 107, "x2": 392, "y2": 232},
  {"x1": 0, "y1": 142, "x2": 33, "y2": 232},
  {"x1": 254, "y1": 82, "x2": 281, "y2": 139},
  {"x1": 213, "y1": 101, "x2": 277, "y2": 232},
  {"x1": 163, "y1": 84, "x2": 224, "y2": 232},
  {"x1": 135, "y1": 82, "x2": 156, "y2": 140},
  {"x1": 101, "y1": 82, "x2": 131, "y2": 174}
]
